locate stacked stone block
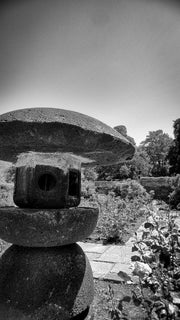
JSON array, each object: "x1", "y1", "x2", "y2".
[
  {"x1": 0, "y1": 152, "x2": 98, "y2": 319},
  {"x1": 0, "y1": 108, "x2": 135, "y2": 320}
]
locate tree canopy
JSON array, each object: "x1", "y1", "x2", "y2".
[
  {"x1": 167, "y1": 118, "x2": 180, "y2": 175},
  {"x1": 96, "y1": 128, "x2": 173, "y2": 181},
  {"x1": 140, "y1": 130, "x2": 173, "y2": 176}
]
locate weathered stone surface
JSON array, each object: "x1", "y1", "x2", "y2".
[
  {"x1": 0, "y1": 244, "x2": 93, "y2": 319},
  {"x1": 0, "y1": 160, "x2": 15, "y2": 183},
  {"x1": 14, "y1": 152, "x2": 81, "y2": 208},
  {"x1": 0, "y1": 108, "x2": 135, "y2": 165},
  {"x1": 0, "y1": 207, "x2": 98, "y2": 247},
  {"x1": 140, "y1": 176, "x2": 173, "y2": 202},
  {"x1": 0, "y1": 183, "x2": 14, "y2": 207},
  {"x1": 0, "y1": 161, "x2": 15, "y2": 207}
]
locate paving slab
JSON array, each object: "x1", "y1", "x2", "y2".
[
  {"x1": 103, "y1": 272, "x2": 125, "y2": 283},
  {"x1": 77, "y1": 216, "x2": 155, "y2": 283},
  {"x1": 97, "y1": 245, "x2": 132, "y2": 263},
  {"x1": 78, "y1": 241, "x2": 137, "y2": 282},
  {"x1": 78, "y1": 242, "x2": 110, "y2": 254},
  {"x1": 111, "y1": 261, "x2": 133, "y2": 274},
  {"x1": 85, "y1": 252, "x2": 101, "y2": 260},
  {"x1": 90, "y1": 261, "x2": 114, "y2": 278},
  {"x1": 78, "y1": 209, "x2": 180, "y2": 283}
]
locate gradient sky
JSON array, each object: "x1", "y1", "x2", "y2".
[{"x1": 0, "y1": 0, "x2": 180, "y2": 145}]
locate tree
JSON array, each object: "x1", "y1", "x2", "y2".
[
  {"x1": 140, "y1": 130, "x2": 173, "y2": 176},
  {"x1": 96, "y1": 148, "x2": 151, "y2": 181},
  {"x1": 167, "y1": 119, "x2": 180, "y2": 175},
  {"x1": 128, "y1": 148, "x2": 152, "y2": 179}
]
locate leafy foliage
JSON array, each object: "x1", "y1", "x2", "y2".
[
  {"x1": 167, "y1": 118, "x2": 180, "y2": 175},
  {"x1": 130, "y1": 204, "x2": 180, "y2": 319},
  {"x1": 82, "y1": 167, "x2": 98, "y2": 181},
  {"x1": 169, "y1": 174, "x2": 180, "y2": 209},
  {"x1": 96, "y1": 148, "x2": 152, "y2": 181},
  {"x1": 128, "y1": 148, "x2": 152, "y2": 178},
  {"x1": 91, "y1": 202, "x2": 180, "y2": 320},
  {"x1": 140, "y1": 130, "x2": 173, "y2": 176},
  {"x1": 97, "y1": 129, "x2": 173, "y2": 180},
  {"x1": 113, "y1": 180, "x2": 148, "y2": 199},
  {"x1": 81, "y1": 179, "x2": 151, "y2": 244}
]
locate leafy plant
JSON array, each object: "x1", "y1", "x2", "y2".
[
  {"x1": 167, "y1": 118, "x2": 180, "y2": 175},
  {"x1": 81, "y1": 182, "x2": 151, "y2": 244},
  {"x1": 169, "y1": 174, "x2": 180, "y2": 209},
  {"x1": 131, "y1": 204, "x2": 180, "y2": 319},
  {"x1": 106, "y1": 285, "x2": 124, "y2": 320},
  {"x1": 140, "y1": 130, "x2": 173, "y2": 176}
]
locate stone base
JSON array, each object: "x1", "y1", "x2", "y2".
[
  {"x1": 0, "y1": 305, "x2": 89, "y2": 320},
  {"x1": 0, "y1": 207, "x2": 98, "y2": 246},
  {"x1": 0, "y1": 244, "x2": 94, "y2": 319}
]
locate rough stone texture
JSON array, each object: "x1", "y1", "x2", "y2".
[
  {"x1": 0, "y1": 183, "x2": 14, "y2": 207},
  {"x1": 14, "y1": 152, "x2": 81, "y2": 208},
  {"x1": 0, "y1": 244, "x2": 94, "y2": 319},
  {"x1": 0, "y1": 160, "x2": 15, "y2": 184},
  {"x1": 0, "y1": 108, "x2": 135, "y2": 165},
  {"x1": 0, "y1": 161, "x2": 15, "y2": 207},
  {"x1": 140, "y1": 176, "x2": 173, "y2": 202},
  {"x1": 0, "y1": 207, "x2": 99, "y2": 247}
]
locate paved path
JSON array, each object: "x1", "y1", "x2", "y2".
[
  {"x1": 79, "y1": 210, "x2": 180, "y2": 283},
  {"x1": 78, "y1": 224, "x2": 144, "y2": 283}
]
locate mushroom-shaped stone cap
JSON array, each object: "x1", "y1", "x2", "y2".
[{"x1": 0, "y1": 108, "x2": 135, "y2": 165}]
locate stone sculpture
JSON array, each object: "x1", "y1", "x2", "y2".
[{"x1": 0, "y1": 108, "x2": 135, "y2": 319}]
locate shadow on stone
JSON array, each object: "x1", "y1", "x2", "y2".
[{"x1": 71, "y1": 307, "x2": 89, "y2": 320}]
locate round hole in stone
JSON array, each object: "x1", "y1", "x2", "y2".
[{"x1": 38, "y1": 173, "x2": 57, "y2": 191}]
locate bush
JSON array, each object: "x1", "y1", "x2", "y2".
[
  {"x1": 169, "y1": 174, "x2": 180, "y2": 209},
  {"x1": 119, "y1": 165, "x2": 130, "y2": 180},
  {"x1": 130, "y1": 204, "x2": 180, "y2": 319},
  {"x1": 140, "y1": 176, "x2": 173, "y2": 202},
  {"x1": 113, "y1": 180, "x2": 149, "y2": 200},
  {"x1": 81, "y1": 180, "x2": 151, "y2": 244}
]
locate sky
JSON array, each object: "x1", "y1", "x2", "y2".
[{"x1": 0, "y1": 0, "x2": 180, "y2": 145}]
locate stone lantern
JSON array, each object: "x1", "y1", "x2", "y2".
[{"x1": 0, "y1": 108, "x2": 135, "y2": 319}]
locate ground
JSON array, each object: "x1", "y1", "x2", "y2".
[{"x1": 87, "y1": 280, "x2": 148, "y2": 320}]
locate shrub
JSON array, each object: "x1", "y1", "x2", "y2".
[
  {"x1": 169, "y1": 174, "x2": 180, "y2": 209},
  {"x1": 81, "y1": 180, "x2": 151, "y2": 244},
  {"x1": 113, "y1": 180, "x2": 149, "y2": 200},
  {"x1": 104, "y1": 203, "x2": 180, "y2": 319},
  {"x1": 82, "y1": 167, "x2": 98, "y2": 181},
  {"x1": 130, "y1": 204, "x2": 180, "y2": 319},
  {"x1": 119, "y1": 165, "x2": 130, "y2": 180}
]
